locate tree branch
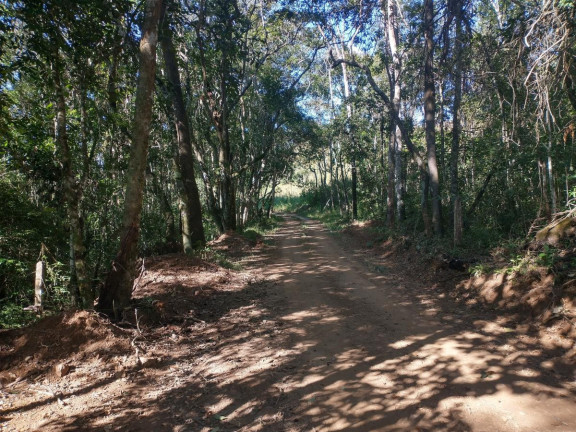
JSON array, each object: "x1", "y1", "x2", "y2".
[{"x1": 330, "y1": 53, "x2": 427, "y2": 174}]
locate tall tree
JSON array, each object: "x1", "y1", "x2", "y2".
[
  {"x1": 51, "y1": 50, "x2": 92, "y2": 307},
  {"x1": 160, "y1": 1, "x2": 206, "y2": 253},
  {"x1": 193, "y1": 0, "x2": 245, "y2": 231},
  {"x1": 450, "y1": 0, "x2": 464, "y2": 245},
  {"x1": 424, "y1": 0, "x2": 441, "y2": 235},
  {"x1": 98, "y1": 0, "x2": 163, "y2": 316},
  {"x1": 383, "y1": 0, "x2": 405, "y2": 225}
]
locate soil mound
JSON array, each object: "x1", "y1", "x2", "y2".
[
  {"x1": 209, "y1": 230, "x2": 263, "y2": 258},
  {"x1": 0, "y1": 310, "x2": 131, "y2": 385}
]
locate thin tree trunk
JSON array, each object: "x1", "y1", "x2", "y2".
[
  {"x1": 339, "y1": 60, "x2": 358, "y2": 220},
  {"x1": 329, "y1": 141, "x2": 336, "y2": 209},
  {"x1": 351, "y1": 159, "x2": 358, "y2": 219},
  {"x1": 453, "y1": 196, "x2": 463, "y2": 246},
  {"x1": 466, "y1": 165, "x2": 497, "y2": 219},
  {"x1": 98, "y1": 0, "x2": 163, "y2": 316},
  {"x1": 267, "y1": 172, "x2": 277, "y2": 218},
  {"x1": 424, "y1": 0, "x2": 442, "y2": 235},
  {"x1": 384, "y1": 0, "x2": 402, "y2": 225},
  {"x1": 220, "y1": 105, "x2": 236, "y2": 230},
  {"x1": 439, "y1": 82, "x2": 445, "y2": 181},
  {"x1": 545, "y1": 113, "x2": 557, "y2": 215},
  {"x1": 327, "y1": 67, "x2": 337, "y2": 211},
  {"x1": 339, "y1": 155, "x2": 349, "y2": 212},
  {"x1": 394, "y1": 129, "x2": 405, "y2": 221},
  {"x1": 160, "y1": 4, "x2": 206, "y2": 252},
  {"x1": 388, "y1": 0, "x2": 405, "y2": 223},
  {"x1": 421, "y1": 171, "x2": 432, "y2": 235},
  {"x1": 539, "y1": 159, "x2": 552, "y2": 220},
  {"x1": 386, "y1": 124, "x2": 396, "y2": 226},
  {"x1": 52, "y1": 57, "x2": 92, "y2": 308},
  {"x1": 451, "y1": 0, "x2": 464, "y2": 246}
]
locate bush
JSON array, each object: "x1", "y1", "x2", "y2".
[{"x1": 0, "y1": 171, "x2": 67, "y2": 327}]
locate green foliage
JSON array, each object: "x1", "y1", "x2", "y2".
[
  {"x1": 469, "y1": 263, "x2": 489, "y2": 277},
  {"x1": 0, "y1": 171, "x2": 65, "y2": 291},
  {"x1": 300, "y1": 185, "x2": 335, "y2": 211},
  {"x1": 0, "y1": 258, "x2": 30, "y2": 303},
  {"x1": 0, "y1": 167, "x2": 70, "y2": 327},
  {"x1": 305, "y1": 209, "x2": 351, "y2": 232},
  {"x1": 274, "y1": 195, "x2": 307, "y2": 213},
  {"x1": 43, "y1": 260, "x2": 73, "y2": 309},
  {"x1": 0, "y1": 301, "x2": 39, "y2": 329},
  {"x1": 241, "y1": 216, "x2": 279, "y2": 241},
  {"x1": 0, "y1": 257, "x2": 72, "y2": 328},
  {"x1": 536, "y1": 245, "x2": 557, "y2": 268}
]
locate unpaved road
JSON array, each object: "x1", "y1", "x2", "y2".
[
  {"x1": 250, "y1": 215, "x2": 576, "y2": 431},
  {"x1": 2, "y1": 214, "x2": 575, "y2": 431}
]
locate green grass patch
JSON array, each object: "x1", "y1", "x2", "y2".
[
  {"x1": 274, "y1": 195, "x2": 307, "y2": 213},
  {"x1": 241, "y1": 215, "x2": 280, "y2": 238},
  {"x1": 301, "y1": 209, "x2": 351, "y2": 232}
]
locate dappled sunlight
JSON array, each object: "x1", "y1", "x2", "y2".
[
  {"x1": 282, "y1": 306, "x2": 343, "y2": 326},
  {"x1": 8, "y1": 215, "x2": 572, "y2": 431}
]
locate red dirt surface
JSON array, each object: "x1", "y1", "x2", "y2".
[{"x1": 1, "y1": 215, "x2": 575, "y2": 431}]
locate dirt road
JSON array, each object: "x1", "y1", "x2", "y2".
[
  {"x1": 2, "y1": 214, "x2": 575, "y2": 431},
  {"x1": 246, "y1": 215, "x2": 575, "y2": 431}
]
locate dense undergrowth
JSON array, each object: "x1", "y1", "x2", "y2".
[{"x1": 0, "y1": 183, "x2": 281, "y2": 329}]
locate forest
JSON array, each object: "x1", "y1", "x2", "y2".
[
  {"x1": 1, "y1": 1, "x2": 576, "y2": 430},
  {"x1": 0, "y1": 0, "x2": 575, "y2": 321}
]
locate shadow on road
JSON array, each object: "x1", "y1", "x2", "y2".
[{"x1": 31, "y1": 215, "x2": 576, "y2": 431}]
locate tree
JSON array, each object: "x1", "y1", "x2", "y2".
[
  {"x1": 160, "y1": 1, "x2": 206, "y2": 253},
  {"x1": 449, "y1": 0, "x2": 465, "y2": 246},
  {"x1": 98, "y1": 0, "x2": 163, "y2": 316},
  {"x1": 423, "y1": 0, "x2": 441, "y2": 236},
  {"x1": 383, "y1": 0, "x2": 405, "y2": 225}
]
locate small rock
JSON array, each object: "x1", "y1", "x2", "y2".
[
  {"x1": 138, "y1": 357, "x2": 161, "y2": 368},
  {"x1": 54, "y1": 363, "x2": 71, "y2": 378}
]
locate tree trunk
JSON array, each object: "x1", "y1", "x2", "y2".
[
  {"x1": 451, "y1": 0, "x2": 464, "y2": 246},
  {"x1": 328, "y1": 67, "x2": 338, "y2": 211},
  {"x1": 545, "y1": 114, "x2": 557, "y2": 215},
  {"x1": 466, "y1": 164, "x2": 497, "y2": 219},
  {"x1": 52, "y1": 57, "x2": 92, "y2": 308},
  {"x1": 160, "y1": 4, "x2": 206, "y2": 252},
  {"x1": 351, "y1": 159, "x2": 358, "y2": 219},
  {"x1": 385, "y1": 0, "x2": 405, "y2": 224},
  {"x1": 219, "y1": 58, "x2": 237, "y2": 231},
  {"x1": 267, "y1": 172, "x2": 277, "y2": 218},
  {"x1": 539, "y1": 159, "x2": 552, "y2": 221},
  {"x1": 98, "y1": 0, "x2": 163, "y2": 316},
  {"x1": 386, "y1": 125, "x2": 396, "y2": 226},
  {"x1": 394, "y1": 132, "x2": 405, "y2": 221},
  {"x1": 339, "y1": 60, "x2": 358, "y2": 220},
  {"x1": 424, "y1": 0, "x2": 442, "y2": 235}
]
